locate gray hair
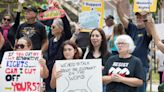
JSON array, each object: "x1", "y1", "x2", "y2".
[
  {"x1": 115, "y1": 34, "x2": 135, "y2": 53},
  {"x1": 52, "y1": 18, "x2": 63, "y2": 30}
]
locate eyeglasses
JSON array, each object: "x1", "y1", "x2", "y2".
[
  {"x1": 117, "y1": 42, "x2": 128, "y2": 45},
  {"x1": 3, "y1": 18, "x2": 11, "y2": 21},
  {"x1": 15, "y1": 44, "x2": 26, "y2": 49}
]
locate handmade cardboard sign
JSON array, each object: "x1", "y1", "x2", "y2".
[
  {"x1": 56, "y1": 59, "x2": 102, "y2": 92},
  {"x1": 0, "y1": 51, "x2": 42, "y2": 92},
  {"x1": 133, "y1": 0, "x2": 157, "y2": 12}
]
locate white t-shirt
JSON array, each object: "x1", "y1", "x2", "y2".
[
  {"x1": 103, "y1": 25, "x2": 114, "y2": 36},
  {"x1": 156, "y1": 50, "x2": 164, "y2": 72}
]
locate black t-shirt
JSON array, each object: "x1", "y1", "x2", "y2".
[
  {"x1": 103, "y1": 55, "x2": 145, "y2": 92},
  {"x1": 86, "y1": 51, "x2": 110, "y2": 66},
  {"x1": 16, "y1": 22, "x2": 47, "y2": 50}
]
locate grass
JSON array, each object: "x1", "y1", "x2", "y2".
[{"x1": 146, "y1": 70, "x2": 159, "y2": 92}]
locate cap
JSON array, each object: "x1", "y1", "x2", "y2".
[
  {"x1": 105, "y1": 15, "x2": 114, "y2": 20},
  {"x1": 135, "y1": 12, "x2": 141, "y2": 15},
  {"x1": 135, "y1": 12, "x2": 149, "y2": 16},
  {"x1": 23, "y1": 5, "x2": 38, "y2": 13}
]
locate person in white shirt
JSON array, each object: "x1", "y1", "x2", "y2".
[{"x1": 103, "y1": 15, "x2": 115, "y2": 41}]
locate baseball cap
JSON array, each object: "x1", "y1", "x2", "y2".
[
  {"x1": 135, "y1": 12, "x2": 149, "y2": 16},
  {"x1": 23, "y1": 5, "x2": 38, "y2": 13},
  {"x1": 105, "y1": 15, "x2": 114, "y2": 20}
]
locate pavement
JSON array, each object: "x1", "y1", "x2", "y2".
[{"x1": 147, "y1": 83, "x2": 159, "y2": 92}]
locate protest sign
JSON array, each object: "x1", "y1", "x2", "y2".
[
  {"x1": 133, "y1": 0, "x2": 157, "y2": 12},
  {"x1": 79, "y1": 0, "x2": 104, "y2": 32},
  {"x1": 56, "y1": 59, "x2": 102, "y2": 92},
  {"x1": 0, "y1": 50, "x2": 42, "y2": 92},
  {"x1": 79, "y1": 10, "x2": 99, "y2": 29},
  {"x1": 38, "y1": 7, "x2": 65, "y2": 20}
]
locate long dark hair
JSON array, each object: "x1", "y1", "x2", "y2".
[
  {"x1": 89, "y1": 28, "x2": 108, "y2": 56},
  {"x1": 58, "y1": 40, "x2": 80, "y2": 60}
]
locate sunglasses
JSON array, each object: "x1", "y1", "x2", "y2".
[
  {"x1": 51, "y1": 25, "x2": 59, "y2": 29},
  {"x1": 3, "y1": 18, "x2": 11, "y2": 21},
  {"x1": 15, "y1": 44, "x2": 26, "y2": 49}
]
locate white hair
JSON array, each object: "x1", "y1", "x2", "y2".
[
  {"x1": 115, "y1": 34, "x2": 136, "y2": 53},
  {"x1": 52, "y1": 18, "x2": 63, "y2": 30}
]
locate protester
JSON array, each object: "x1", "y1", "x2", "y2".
[
  {"x1": 84, "y1": 28, "x2": 111, "y2": 66},
  {"x1": 103, "y1": 15, "x2": 115, "y2": 41},
  {"x1": 45, "y1": 5, "x2": 72, "y2": 92},
  {"x1": 0, "y1": 2, "x2": 22, "y2": 63},
  {"x1": 103, "y1": 34, "x2": 145, "y2": 92},
  {"x1": 15, "y1": 37, "x2": 49, "y2": 78},
  {"x1": 50, "y1": 40, "x2": 81, "y2": 89},
  {"x1": 113, "y1": 0, "x2": 152, "y2": 91},
  {"x1": 16, "y1": 5, "x2": 48, "y2": 53},
  {"x1": 108, "y1": 23, "x2": 125, "y2": 55}
]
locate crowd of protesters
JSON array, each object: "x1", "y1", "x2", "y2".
[{"x1": 1, "y1": 0, "x2": 164, "y2": 92}]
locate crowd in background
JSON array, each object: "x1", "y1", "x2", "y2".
[{"x1": 1, "y1": 0, "x2": 164, "y2": 92}]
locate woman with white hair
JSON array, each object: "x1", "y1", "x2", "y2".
[{"x1": 102, "y1": 34, "x2": 145, "y2": 92}]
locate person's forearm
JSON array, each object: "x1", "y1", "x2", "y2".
[
  {"x1": 50, "y1": 76, "x2": 56, "y2": 89},
  {"x1": 40, "y1": 65, "x2": 49, "y2": 78},
  {"x1": 102, "y1": 76, "x2": 112, "y2": 84},
  {"x1": 157, "y1": 41, "x2": 164, "y2": 53},
  {"x1": 41, "y1": 39, "x2": 48, "y2": 53},
  {"x1": 145, "y1": 21, "x2": 164, "y2": 53},
  {"x1": 0, "y1": 34, "x2": 4, "y2": 50},
  {"x1": 121, "y1": 77, "x2": 143, "y2": 87},
  {"x1": 116, "y1": 1, "x2": 128, "y2": 28}
]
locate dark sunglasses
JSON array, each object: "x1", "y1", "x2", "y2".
[
  {"x1": 3, "y1": 18, "x2": 11, "y2": 21},
  {"x1": 15, "y1": 44, "x2": 25, "y2": 49}
]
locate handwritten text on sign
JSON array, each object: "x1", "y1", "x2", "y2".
[
  {"x1": 0, "y1": 51, "x2": 41, "y2": 92},
  {"x1": 56, "y1": 59, "x2": 102, "y2": 92}
]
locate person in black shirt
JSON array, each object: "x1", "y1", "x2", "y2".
[{"x1": 103, "y1": 35, "x2": 145, "y2": 92}]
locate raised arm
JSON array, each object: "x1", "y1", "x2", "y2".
[
  {"x1": 113, "y1": 0, "x2": 129, "y2": 28},
  {"x1": 145, "y1": 16, "x2": 164, "y2": 53}
]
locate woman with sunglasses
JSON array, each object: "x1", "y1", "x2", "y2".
[
  {"x1": 0, "y1": 2, "x2": 22, "y2": 63},
  {"x1": 15, "y1": 37, "x2": 49, "y2": 79},
  {"x1": 45, "y1": 5, "x2": 72, "y2": 92},
  {"x1": 50, "y1": 40, "x2": 81, "y2": 90},
  {"x1": 102, "y1": 35, "x2": 145, "y2": 92}
]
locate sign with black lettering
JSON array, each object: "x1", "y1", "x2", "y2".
[
  {"x1": 56, "y1": 59, "x2": 102, "y2": 92},
  {"x1": 133, "y1": 0, "x2": 157, "y2": 12},
  {"x1": 0, "y1": 51, "x2": 42, "y2": 92}
]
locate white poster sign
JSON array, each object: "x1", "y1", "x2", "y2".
[
  {"x1": 0, "y1": 51, "x2": 42, "y2": 92},
  {"x1": 56, "y1": 59, "x2": 102, "y2": 92}
]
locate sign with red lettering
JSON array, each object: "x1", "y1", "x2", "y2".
[
  {"x1": 38, "y1": 7, "x2": 65, "y2": 20},
  {"x1": 0, "y1": 51, "x2": 42, "y2": 92}
]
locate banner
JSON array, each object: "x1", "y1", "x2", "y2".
[
  {"x1": 79, "y1": 0, "x2": 104, "y2": 32},
  {"x1": 0, "y1": 51, "x2": 42, "y2": 92},
  {"x1": 56, "y1": 59, "x2": 102, "y2": 92},
  {"x1": 133, "y1": 0, "x2": 157, "y2": 12},
  {"x1": 38, "y1": 0, "x2": 65, "y2": 20},
  {"x1": 38, "y1": 7, "x2": 65, "y2": 20}
]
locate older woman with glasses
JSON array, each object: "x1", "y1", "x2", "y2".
[
  {"x1": 15, "y1": 37, "x2": 49, "y2": 79},
  {"x1": 102, "y1": 35, "x2": 145, "y2": 92}
]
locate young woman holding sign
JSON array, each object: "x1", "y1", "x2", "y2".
[
  {"x1": 15, "y1": 37, "x2": 49, "y2": 78},
  {"x1": 50, "y1": 40, "x2": 81, "y2": 89}
]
